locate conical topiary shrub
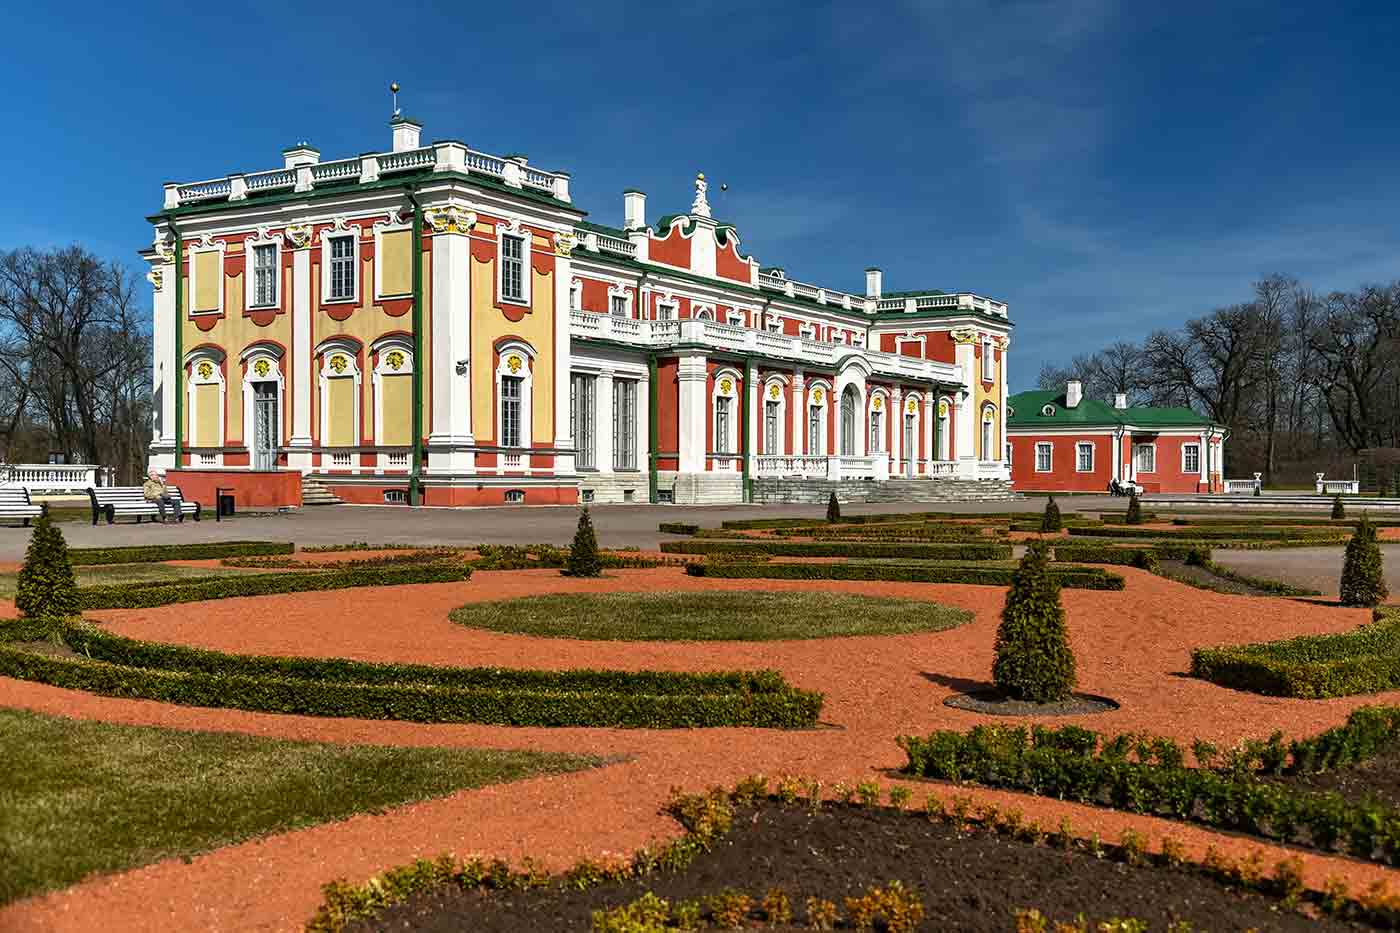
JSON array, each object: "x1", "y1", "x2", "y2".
[
  {"x1": 564, "y1": 508, "x2": 602, "y2": 578},
  {"x1": 992, "y1": 538, "x2": 1077, "y2": 703},
  {"x1": 827, "y1": 492, "x2": 842, "y2": 524},
  {"x1": 1040, "y1": 495, "x2": 1062, "y2": 533},
  {"x1": 15, "y1": 510, "x2": 80, "y2": 620},
  {"x1": 1332, "y1": 495, "x2": 1346, "y2": 520},
  {"x1": 1125, "y1": 492, "x2": 1143, "y2": 525},
  {"x1": 1340, "y1": 514, "x2": 1388, "y2": 608}
]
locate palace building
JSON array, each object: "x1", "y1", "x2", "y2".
[
  {"x1": 145, "y1": 117, "x2": 1014, "y2": 507},
  {"x1": 1007, "y1": 382, "x2": 1227, "y2": 494}
]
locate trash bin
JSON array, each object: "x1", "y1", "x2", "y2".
[{"x1": 216, "y1": 488, "x2": 235, "y2": 520}]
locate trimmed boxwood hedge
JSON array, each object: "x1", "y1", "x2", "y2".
[
  {"x1": 660, "y1": 540, "x2": 1012, "y2": 560},
  {"x1": 1190, "y1": 610, "x2": 1400, "y2": 698},
  {"x1": 657, "y1": 522, "x2": 700, "y2": 536},
  {"x1": 0, "y1": 620, "x2": 822, "y2": 729},
  {"x1": 898, "y1": 708, "x2": 1400, "y2": 865},
  {"x1": 685, "y1": 560, "x2": 1125, "y2": 590},
  {"x1": 720, "y1": 511, "x2": 1026, "y2": 531},
  {"x1": 1066, "y1": 525, "x2": 1346, "y2": 543},
  {"x1": 68, "y1": 541, "x2": 296, "y2": 566},
  {"x1": 1052, "y1": 543, "x2": 1207, "y2": 564},
  {"x1": 77, "y1": 564, "x2": 473, "y2": 609}
]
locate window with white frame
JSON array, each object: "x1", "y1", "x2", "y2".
[
  {"x1": 727, "y1": 311, "x2": 745, "y2": 326},
  {"x1": 252, "y1": 243, "x2": 278, "y2": 308},
  {"x1": 500, "y1": 375, "x2": 524, "y2": 448},
  {"x1": 695, "y1": 306, "x2": 713, "y2": 321},
  {"x1": 657, "y1": 300, "x2": 676, "y2": 321},
  {"x1": 1134, "y1": 443, "x2": 1156, "y2": 473},
  {"x1": 569, "y1": 280, "x2": 581, "y2": 312},
  {"x1": 808, "y1": 403, "x2": 824, "y2": 455},
  {"x1": 1005, "y1": 442, "x2": 1012, "y2": 465},
  {"x1": 1035, "y1": 442, "x2": 1053, "y2": 472},
  {"x1": 610, "y1": 294, "x2": 628, "y2": 317},
  {"x1": 500, "y1": 234, "x2": 526, "y2": 302},
  {"x1": 1076, "y1": 442, "x2": 1094, "y2": 472},
  {"x1": 799, "y1": 323, "x2": 815, "y2": 340},
  {"x1": 613, "y1": 379, "x2": 637, "y2": 470},
  {"x1": 982, "y1": 338, "x2": 995, "y2": 381},
  {"x1": 1183, "y1": 443, "x2": 1201, "y2": 473},
  {"x1": 869, "y1": 407, "x2": 884, "y2": 453},
  {"x1": 764, "y1": 399, "x2": 781, "y2": 453},
  {"x1": 714, "y1": 396, "x2": 732, "y2": 455},
  {"x1": 981, "y1": 407, "x2": 996, "y2": 460},
  {"x1": 570, "y1": 373, "x2": 596, "y2": 469},
  {"x1": 766, "y1": 316, "x2": 783, "y2": 334},
  {"x1": 328, "y1": 235, "x2": 356, "y2": 301}
]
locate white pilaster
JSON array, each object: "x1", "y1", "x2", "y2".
[
  {"x1": 148, "y1": 256, "x2": 176, "y2": 470},
  {"x1": 554, "y1": 251, "x2": 574, "y2": 473},
  {"x1": 954, "y1": 393, "x2": 976, "y2": 478},
  {"x1": 427, "y1": 229, "x2": 475, "y2": 474},
  {"x1": 924, "y1": 395, "x2": 936, "y2": 468},
  {"x1": 791, "y1": 370, "x2": 805, "y2": 455},
  {"x1": 891, "y1": 388, "x2": 903, "y2": 474},
  {"x1": 677, "y1": 354, "x2": 708, "y2": 473},
  {"x1": 596, "y1": 371, "x2": 615, "y2": 473},
  {"x1": 288, "y1": 246, "x2": 313, "y2": 471},
  {"x1": 745, "y1": 366, "x2": 758, "y2": 477}
]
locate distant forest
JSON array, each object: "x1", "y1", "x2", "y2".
[{"x1": 1038, "y1": 274, "x2": 1400, "y2": 486}]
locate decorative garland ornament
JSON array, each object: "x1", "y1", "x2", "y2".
[
  {"x1": 554, "y1": 231, "x2": 576, "y2": 257},
  {"x1": 424, "y1": 206, "x2": 476, "y2": 235},
  {"x1": 284, "y1": 224, "x2": 313, "y2": 250},
  {"x1": 949, "y1": 326, "x2": 980, "y2": 346}
]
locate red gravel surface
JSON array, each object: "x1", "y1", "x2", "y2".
[{"x1": 5, "y1": 567, "x2": 1400, "y2": 931}]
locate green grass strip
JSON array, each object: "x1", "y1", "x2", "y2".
[{"x1": 685, "y1": 560, "x2": 1124, "y2": 590}]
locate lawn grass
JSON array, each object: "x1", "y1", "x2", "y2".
[
  {"x1": 0, "y1": 563, "x2": 252, "y2": 600},
  {"x1": 448, "y1": 591, "x2": 973, "y2": 641},
  {"x1": 0, "y1": 707, "x2": 598, "y2": 904}
]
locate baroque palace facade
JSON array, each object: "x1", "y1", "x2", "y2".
[{"x1": 145, "y1": 117, "x2": 1013, "y2": 506}]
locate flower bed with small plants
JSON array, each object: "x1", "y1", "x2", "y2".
[
  {"x1": 659, "y1": 539, "x2": 1012, "y2": 560},
  {"x1": 685, "y1": 559, "x2": 1126, "y2": 589},
  {"x1": 67, "y1": 541, "x2": 296, "y2": 566}
]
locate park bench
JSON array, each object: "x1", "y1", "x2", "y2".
[
  {"x1": 0, "y1": 488, "x2": 44, "y2": 526},
  {"x1": 89, "y1": 485, "x2": 202, "y2": 524}
]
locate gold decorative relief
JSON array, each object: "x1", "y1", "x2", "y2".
[
  {"x1": 872, "y1": 397, "x2": 882, "y2": 410},
  {"x1": 147, "y1": 269, "x2": 163, "y2": 292},
  {"x1": 507, "y1": 354, "x2": 523, "y2": 374},
  {"x1": 907, "y1": 399, "x2": 918, "y2": 414},
  {"x1": 330, "y1": 354, "x2": 348, "y2": 374},
  {"x1": 554, "y1": 231, "x2": 576, "y2": 256},
  {"x1": 768, "y1": 384, "x2": 780, "y2": 400},
  {"x1": 812, "y1": 387, "x2": 824, "y2": 404},
  {"x1": 938, "y1": 399, "x2": 950, "y2": 418},
  {"x1": 720, "y1": 377, "x2": 733, "y2": 394},
  {"x1": 386, "y1": 350, "x2": 405, "y2": 371},
  {"x1": 196, "y1": 360, "x2": 214, "y2": 380},
  {"x1": 253, "y1": 358, "x2": 271, "y2": 378},
  {"x1": 284, "y1": 224, "x2": 313, "y2": 249},
  {"x1": 949, "y1": 326, "x2": 980, "y2": 345},
  {"x1": 425, "y1": 206, "x2": 477, "y2": 235}
]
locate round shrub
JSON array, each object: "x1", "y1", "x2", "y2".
[
  {"x1": 1340, "y1": 514, "x2": 1388, "y2": 608},
  {"x1": 1125, "y1": 493, "x2": 1142, "y2": 525},
  {"x1": 1040, "y1": 495, "x2": 1062, "y2": 533},
  {"x1": 1332, "y1": 495, "x2": 1346, "y2": 521},
  {"x1": 826, "y1": 492, "x2": 842, "y2": 524},
  {"x1": 992, "y1": 538, "x2": 1077, "y2": 703},
  {"x1": 15, "y1": 510, "x2": 80, "y2": 620},
  {"x1": 565, "y1": 508, "x2": 603, "y2": 578}
]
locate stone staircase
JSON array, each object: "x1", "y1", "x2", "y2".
[
  {"x1": 300, "y1": 475, "x2": 344, "y2": 506},
  {"x1": 670, "y1": 473, "x2": 745, "y2": 505},
  {"x1": 751, "y1": 476, "x2": 1015, "y2": 505}
]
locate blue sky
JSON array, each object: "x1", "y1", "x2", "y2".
[{"x1": 3, "y1": 0, "x2": 1398, "y2": 391}]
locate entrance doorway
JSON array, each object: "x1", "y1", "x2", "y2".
[
  {"x1": 904, "y1": 414, "x2": 916, "y2": 477},
  {"x1": 253, "y1": 383, "x2": 279, "y2": 471}
]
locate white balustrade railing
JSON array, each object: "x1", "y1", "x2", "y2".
[
  {"x1": 928, "y1": 461, "x2": 959, "y2": 476},
  {"x1": 757, "y1": 273, "x2": 786, "y2": 289},
  {"x1": 329, "y1": 452, "x2": 352, "y2": 468},
  {"x1": 595, "y1": 234, "x2": 637, "y2": 257},
  {"x1": 754, "y1": 455, "x2": 828, "y2": 477},
  {"x1": 1225, "y1": 477, "x2": 1261, "y2": 494},
  {"x1": 0, "y1": 463, "x2": 99, "y2": 491},
  {"x1": 177, "y1": 178, "x2": 233, "y2": 202},
  {"x1": 502, "y1": 453, "x2": 523, "y2": 469},
  {"x1": 387, "y1": 451, "x2": 409, "y2": 469},
  {"x1": 378, "y1": 147, "x2": 434, "y2": 173},
  {"x1": 311, "y1": 158, "x2": 360, "y2": 182},
  {"x1": 245, "y1": 168, "x2": 295, "y2": 192},
  {"x1": 792, "y1": 282, "x2": 819, "y2": 299},
  {"x1": 523, "y1": 167, "x2": 554, "y2": 190}
]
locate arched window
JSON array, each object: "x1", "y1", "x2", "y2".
[
  {"x1": 712, "y1": 370, "x2": 739, "y2": 461},
  {"x1": 373, "y1": 337, "x2": 414, "y2": 470},
  {"x1": 807, "y1": 383, "x2": 829, "y2": 456},
  {"x1": 496, "y1": 343, "x2": 535, "y2": 454},
  {"x1": 981, "y1": 404, "x2": 997, "y2": 461},
  {"x1": 695, "y1": 305, "x2": 714, "y2": 321},
  {"x1": 840, "y1": 385, "x2": 858, "y2": 457},
  {"x1": 937, "y1": 397, "x2": 952, "y2": 461},
  {"x1": 762, "y1": 380, "x2": 786, "y2": 454},
  {"x1": 902, "y1": 395, "x2": 921, "y2": 477},
  {"x1": 868, "y1": 393, "x2": 887, "y2": 454},
  {"x1": 185, "y1": 349, "x2": 225, "y2": 467},
  {"x1": 241, "y1": 344, "x2": 284, "y2": 472}
]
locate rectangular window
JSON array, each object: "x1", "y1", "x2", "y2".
[
  {"x1": 1005, "y1": 442, "x2": 1012, "y2": 464},
  {"x1": 252, "y1": 244, "x2": 277, "y2": 307},
  {"x1": 570, "y1": 374, "x2": 596, "y2": 469},
  {"x1": 869, "y1": 410, "x2": 883, "y2": 453},
  {"x1": 613, "y1": 379, "x2": 637, "y2": 470},
  {"x1": 808, "y1": 405, "x2": 823, "y2": 455},
  {"x1": 500, "y1": 234, "x2": 525, "y2": 302},
  {"x1": 982, "y1": 340, "x2": 995, "y2": 381},
  {"x1": 569, "y1": 282, "x2": 581, "y2": 312},
  {"x1": 500, "y1": 376, "x2": 523, "y2": 448},
  {"x1": 1076, "y1": 442, "x2": 1094, "y2": 472},
  {"x1": 799, "y1": 324, "x2": 815, "y2": 340},
  {"x1": 1183, "y1": 443, "x2": 1200, "y2": 473},
  {"x1": 764, "y1": 400, "x2": 780, "y2": 453},
  {"x1": 657, "y1": 302, "x2": 676, "y2": 321},
  {"x1": 610, "y1": 294, "x2": 628, "y2": 317},
  {"x1": 715, "y1": 397, "x2": 732, "y2": 455},
  {"x1": 1135, "y1": 443, "x2": 1156, "y2": 473},
  {"x1": 767, "y1": 318, "x2": 783, "y2": 333},
  {"x1": 728, "y1": 311, "x2": 745, "y2": 326},
  {"x1": 328, "y1": 235, "x2": 355, "y2": 301},
  {"x1": 1035, "y1": 442, "x2": 1052, "y2": 473}
]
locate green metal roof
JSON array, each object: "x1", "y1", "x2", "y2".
[{"x1": 1007, "y1": 390, "x2": 1214, "y2": 430}]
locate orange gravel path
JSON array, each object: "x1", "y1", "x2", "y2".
[{"x1": 4, "y1": 567, "x2": 1400, "y2": 931}]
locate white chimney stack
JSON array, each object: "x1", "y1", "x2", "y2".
[
  {"x1": 624, "y1": 189, "x2": 647, "y2": 230},
  {"x1": 282, "y1": 143, "x2": 320, "y2": 168},
  {"x1": 1114, "y1": 392, "x2": 1128, "y2": 410},
  {"x1": 391, "y1": 117, "x2": 422, "y2": 153},
  {"x1": 1066, "y1": 380, "x2": 1083, "y2": 408},
  {"x1": 865, "y1": 267, "x2": 883, "y2": 299}
]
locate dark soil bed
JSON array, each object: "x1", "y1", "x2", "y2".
[
  {"x1": 11, "y1": 639, "x2": 81, "y2": 659},
  {"x1": 943, "y1": 689, "x2": 1120, "y2": 717},
  {"x1": 1159, "y1": 560, "x2": 1272, "y2": 596},
  {"x1": 350, "y1": 803, "x2": 1369, "y2": 932},
  {"x1": 1270, "y1": 745, "x2": 1400, "y2": 810}
]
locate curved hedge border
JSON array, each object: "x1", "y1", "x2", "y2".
[
  {"x1": 658, "y1": 522, "x2": 700, "y2": 536},
  {"x1": 660, "y1": 540, "x2": 1011, "y2": 560},
  {"x1": 685, "y1": 560, "x2": 1125, "y2": 590},
  {"x1": 0, "y1": 620, "x2": 822, "y2": 729},
  {"x1": 1067, "y1": 526, "x2": 1346, "y2": 543},
  {"x1": 78, "y1": 564, "x2": 473, "y2": 609},
  {"x1": 1190, "y1": 611, "x2": 1400, "y2": 698},
  {"x1": 1052, "y1": 543, "x2": 1205, "y2": 564},
  {"x1": 69, "y1": 541, "x2": 295, "y2": 566},
  {"x1": 899, "y1": 707, "x2": 1400, "y2": 865}
]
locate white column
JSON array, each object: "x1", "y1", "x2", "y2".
[
  {"x1": 791, "y1": 370, "x2": 805, "y2": 456},
  {"x1": 677, "y1": 354, "x2": 707, "y2": 473},
  {"x1": 891, "y1": 388, "x2": 903, "y2": 472},
  {"x1": 745, "y1": 365, "x2": 758, "y2": 477},
  {"x1": 287, "y1": 246, "x2": 313, "y2": 471},
  {"x1": 596, "y1": 371, "x2": 615, "y2": 474},
  {"x1": 637, "y1": 370, "x2": 650, "y2": 477},
  {"x1": 954, "y1": 393, "x2": 976, "y2": 478},
  {"x1": 149, "y1": 257, "x2": 176, "y2": 470},
  {"x1": 554, "y1": 251, "x2": 574, "y2": 472},
  {"x1": 924, "y1": 395, "x2": 936, "y2": 472},
  {"x1": 998, "y1": 341, "x2": 1010, "y2": 468},
  {"x1": 427, "y1": 230, "x2": 474, "y2": 474}
]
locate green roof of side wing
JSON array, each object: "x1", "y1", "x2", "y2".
[{"x1": 1007, "y1": 391, "x2": 1215, "y2": 430}]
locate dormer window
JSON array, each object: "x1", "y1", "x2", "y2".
[{"x1": 1041, "y1": 404, "x2": 1056, "y2": 417}]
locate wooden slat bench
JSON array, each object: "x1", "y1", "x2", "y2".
[
  {"x1": 89, "y1": 488, "x2": 161, "y2": 525},
  {"x1": 0, "y1": 488, "x2": 44, "y2": 526},
  {"x1": 167, "y1": 486, "x2": 201, "y2": 522}
]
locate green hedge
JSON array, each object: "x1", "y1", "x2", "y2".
[
  {"x1": 1190, "y1": 611, "x2": 1400, "y2": 698},
  {"x1": 1052, "y1": 543, "x2": 1207, "y2": 564},
  {"x1": 720, "y1": 511, "x2": 1026, "y2": 531},
  {"x1": 68, "y1": 541, "x2": 295, "y2": 566},
  {"x1": 660, "y1": 540, "x2": 1012, "y2": 560},
  {"x1": 1067, "y1": 526, "x2": 1346, "y2": 543},
  {"x1": 0, "y1": 621, "x2": 821, "y2": 729},
  {"x1": 77, "y1": 564, "x2": 473, "y2": 609},
  {"x1": 898, "y1": 709, "x2": 1400, "y2": 865},
  {"x1": 685, "y1": 560, "x2": 1124, "y2": 590},
  {"x1": 657, "y1": 522, "x2": 700, "y2": 536}
]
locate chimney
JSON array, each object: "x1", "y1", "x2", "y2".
[
  {"x1": 865, "y1": 267, "x2": 883, "y2": 299},
  {"x1": 624, "y1": 189, "x2": 647, "y2": 230},
  {"x1": 282, "y1": 143, "x2": 320, "y2": 168},
  {"x1": 1113, "y1": 392, "x2": 1128, "y2": 410},
  {"x1": 1066, "y1": 380, "x2": 1083, "y2": 408},
  {"x1": 391, "y1": 116, "x2": 423, "y2": 152}
]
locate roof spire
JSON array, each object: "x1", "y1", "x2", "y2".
[
  {"x1": 390, "y1": 82, "x2": 401, "y2": 118},
  {"x1": 691, "y1": 172, "x2": 711, "y2": 218}
]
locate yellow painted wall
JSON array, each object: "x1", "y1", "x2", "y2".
[
  {"x1": 193, "y1": 251, "x2": 220, "y2": 312},
  {"x1": 194, "y1": 384, "x2": 219, "y2": 447},
  {"x1": 380, "y1": 374, "x2": 411, "y2": 445},
  {"x1": 379, "y1": 230, "x2": 411, "y2": 297},
  {"x1": 973, "y1": 342, "x2": 1004, "y2": 459},
  {"x1": 326, "y1": 378, "x2": 354, "y2": 446},
  {"x1": 467, "y1": 240, "x2": 553, "y2": 445}
]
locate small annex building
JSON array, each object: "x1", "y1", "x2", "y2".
[{"x1": 1007, "y1": 380, "x2": 1227, "y2": 494}]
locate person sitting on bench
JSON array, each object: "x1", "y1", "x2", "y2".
[{"x1": 142, "y1": 469, "x2": 176, "y2": 523}]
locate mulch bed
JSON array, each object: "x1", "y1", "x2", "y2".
[
  {"x1": 943, "y1": 690, "x2": 1120, "y2": 717},
  {"x1": 1271, "y1": 746, "x2": 1400, "y2": 811},
  {"x1": 351, "y1": 802, "x2": 1366, "y2": 932},
  {"x1": 1159, "y1": 560, "x2": 1271, "y2": 596}
]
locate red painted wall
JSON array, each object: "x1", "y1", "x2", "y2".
[
  {"x1": 1008, "y1": 434, "x2": 1114, "y2": 493},
  {"x1": 167, "y1": 469, "x2": 302, "y2": 509},
  {"x1": 649, "y1": 225, "x2": 691, "y2": 267},
  {"x1": 715, "y1": 238, "x2": 750, "y2": 283},
  {"x1": 655, "y1": 358, "x2": 680, "y2": 471}
]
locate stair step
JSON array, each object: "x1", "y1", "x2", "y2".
[{"x1": 300, "y1": 476, "x2": 345, "y2": 506}]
